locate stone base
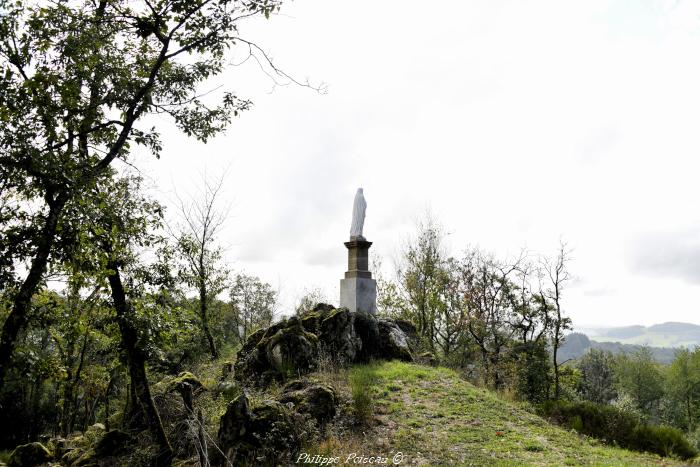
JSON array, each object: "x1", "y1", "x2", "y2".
[{"x1": 340, "y1": 277, "x2": 377, "y2": 314}]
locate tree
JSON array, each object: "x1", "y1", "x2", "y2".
[
  {"x1": 512, "y1": 340, "x2": 552, "y2": 404},
  {"x1": 229, "y1": 273, "x2": 277, "y2": 343},
  {"x1": 615, "y1": 347, "x2": 664, "y2": 418},
  {"x1": 433, "y1": 258, "x2": 468, "y2": 360},
  {"x1": 173, "y1": 174, "x2": 229, "y2": 359},
  {"x1": 294, "y1": 288, "x2": 329, "y2": 316},
  {"x1": 0, "y1": 0, "x2": 284, "y2": 391},
  {"x1": 74, "y1": 174, "x2": 174, "y2": 465},
  {"x1": 396, "y1": 217, "x2": 446, "y2": 350},
  {"x1": 578, "y1": 348, "x2": 617, "y2": 404},
  {"x1": 541, "y1": 241, "x2": 573, "y2": 399},
  {"x1": 462, "y1": 249, "x2": 522, "y2": 388},
  {"x1": 666, "y1": 348, "x2": 700, "y2": 431}
]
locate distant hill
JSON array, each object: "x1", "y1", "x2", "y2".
[
  {"x1": 558, "y1": 332, "x2": 678, "y2": 364},
  {"x1": 578, "y1": 321, "x2": 700, "y2": 349}
]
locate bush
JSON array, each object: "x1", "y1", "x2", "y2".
[
  {"x1": 538, "y1": 400, "x2": 698, "y2": 460},
  {"x1": 632, "y1": 424, "x2": 697, "y2": 460}
]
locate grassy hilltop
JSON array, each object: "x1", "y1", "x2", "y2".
[{"x1": 312, "y1": 361, "x2": 685, "y2": 466}]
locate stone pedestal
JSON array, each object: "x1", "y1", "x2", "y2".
[{"x1": 340, "y1": 238, "x2": 377, "y2": 314}]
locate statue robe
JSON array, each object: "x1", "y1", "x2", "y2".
[{"x1": 350, "y1": 188, "x2": 366, "y2": 239}]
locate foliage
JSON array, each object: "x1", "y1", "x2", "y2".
[
  {"x1": 538, "y1": 400, "x2": 698, "y2": 460},
  {"x1": 294, "y1": 287, "x2": 329, "y2": 316},
  {"x1": 229, "y1": 273, "x2": 277, "y2": 343},
  {"x1": 511, "y1": 340, "x2": 552, "y2": 404},
  {"x1": 577, "y1": 348, "x2": 617, "y2": 404},
  {"x1": 0, "y1": 0, "x2": 285, "y2": 393},
  {"x1": 614, "y1": 347, "x2": 665, "y2": 417},
  {"x1": 664, "y1": 347, "x2": 700, "y2": 431}
]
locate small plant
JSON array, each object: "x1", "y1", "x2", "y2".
[
  {"x1": 349, "y1": 364, "x2": 378, "y2": 425},
  {"x1": 524, "y1": 441, "x2": 545, "y2": 452}
]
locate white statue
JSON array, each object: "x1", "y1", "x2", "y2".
[{"x1": 350, "y1": 188, "x2": 366, "y2": 239}]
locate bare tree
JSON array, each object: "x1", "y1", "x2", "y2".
[
  {"x1": 173, "y1": 174, "x2": 230, "y2": 359},
  {"x1": 542, "y1": 241, "x2": 573, "y2": 399}
]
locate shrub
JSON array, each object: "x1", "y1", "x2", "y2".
[
  {"x1": 538, "y1": 400, "x2": 698, "y2": 460},
  {"x1": 632, "y1": 424, "x2": 697, "y2": 460}
]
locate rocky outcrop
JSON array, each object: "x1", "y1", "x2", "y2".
[
  {"x1": 215, "y1": 392, "x2": 301, "y2": 466},
  {"x1": 234, "y1": 305, "x2": 417, "y2": 385},
  {"x1": 279, "y1": 380, "x2": 337, "y2": 424},
  {"x1": 8, "y1": 442, "x2": 52, "y2": 467}
]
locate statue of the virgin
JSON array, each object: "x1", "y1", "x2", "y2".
[{"x1": 350, "y1": 188, "x2": 366, "y2": 240}]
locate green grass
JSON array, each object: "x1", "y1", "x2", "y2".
[
  {"x1": 349, "y1": 364, "x2": 378, "y2": 425},
  {"x1": 346, "y1": 361, "x2": 689, "y2": 466}
]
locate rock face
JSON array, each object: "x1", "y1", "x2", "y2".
[
  {"x1": 216, "y1": 393, "x2": 300, "y2": 466},
  {"x1": 279, "y1": 380, "x2": 337, "y2": 424},
  {"x1": 8, "y1": 442, "x2": 52, "y2": 467},
  {"x1": 234, "y1": 304, "x2": 416, "y2": 385}
]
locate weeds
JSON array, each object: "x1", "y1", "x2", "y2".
[{"x1": 349, "y1": 364, "x2": 378, "y2": 425}]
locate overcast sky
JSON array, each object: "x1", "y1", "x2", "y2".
[{"x1": 132, "y1": 0, "x2": 700, "y2": 328}]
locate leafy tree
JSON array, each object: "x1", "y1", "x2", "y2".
[
  {"x1": 294, "y1": 287, "x2": 329, "y2": 315},
  {"x1": 615, "y1": 347, "x2": 664, "y2": 418},
  {"x1": 396, "y1": 217, "x2": 447, "y2": 350},
  {"x1": 665, "y1": 348, "x2": 700, "y2": 431},
  {"x1": 229, "y1": 273, "x2": 276, "y2": 343},
  {"x1": 461, "y1": 249, "x2": 522, "y2": 388},
  {"x1": 0, "y1": 0, "x2": 283, "y2": 392},
  {"x1": 577, "y1": 348, "x2": 617, "y2": 404},
  {"x1": 433, "y1": 258, "x2": 468, "y2": 359},
  {"x1": 70, "y1": 174, "x2": 174, "y2": 464},
  {"x1": 512, "y1": 340, "x2": 552, "y2": 404}
]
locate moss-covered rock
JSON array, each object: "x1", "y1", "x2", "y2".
[
  {"x1": 83, "y1": 423, "x2": 105, "y2": 445},
  {"x1": 94, "y1": 429, "x2": 131, "y2": 457},
  {"x1": 235, "y1": 317, "x2": 320, "y2": 385},
  {"x1": 216, "y1": 393, "x2": 300, "y2": 465},
  {"x1": 168, "y1": 371, "x2": 203, "y2": 393},
  {"x1": 61, "y1": 447, "x2": 86, "y2": 466},
  {"x1": 279, "y1": 380, "x2": 337, "y2": 424},
  {"x1": 8, "y1": 442, "x2": 52, "y2": 467},
  {"x1": 264, "y1": 317, "x2": 319, "y2": 374},
  {"x1": 235, "y1": 304, "x2": 415, "y2": 385}
]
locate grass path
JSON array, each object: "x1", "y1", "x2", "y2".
[{"x1": 351, "y1": 361, "x2": 685, "y2": 466}]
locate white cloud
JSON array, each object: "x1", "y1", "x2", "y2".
[{"x1": 136, "y1": 0, "x2": 700, "y2": 326}]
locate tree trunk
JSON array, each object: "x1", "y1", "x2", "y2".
[
  {"x1": 0, "y1": 192, "x2": 69, "y2": 392},
  {"x1": 107, "y1": 260, "x2": 173, "y2": 467},
  {"x1": 199, "y1": 283, "x2": 218, "y2": 359},
  {"x1": 553, "y1": 330, "x2": 561, "y2": 400}
]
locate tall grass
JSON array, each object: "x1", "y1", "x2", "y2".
[{"x1": 349, "y1": 364, "x2": 378, "y2": 425}]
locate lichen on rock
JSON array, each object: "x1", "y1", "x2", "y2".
[
  {"x1": 8, "y1": 442, "x2": 52, "y2": 467},
  {"x1": 234, "y1": 304, "x2": 416, "y2": 386}
]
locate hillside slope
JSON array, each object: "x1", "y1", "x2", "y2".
[{"x1": 326, "y1": 361, "x2": 683, "y2": 466}]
